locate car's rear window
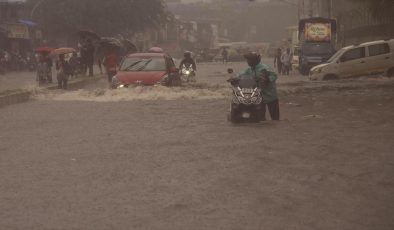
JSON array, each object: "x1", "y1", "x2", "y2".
[
  {"x1": 368, "y1": 43, "x2": 390, "y2": 57},
  {"x1": 120, "y1": 56, "x2": 166, "y2": 72}
]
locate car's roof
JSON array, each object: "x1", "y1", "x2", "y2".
[
  {"x1": 360, "y1": 40, "x2": 389, "y2": 46},
  {"x1": 126, "y1": 52, "x2": 167, "y2": 58},
  {"x1": 341, "y1": 39, "x2": 394, "y2": 50}
]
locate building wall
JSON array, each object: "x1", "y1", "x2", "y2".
[{"x1": 299, "y1": 0, "x2": 394, "y2": 47}]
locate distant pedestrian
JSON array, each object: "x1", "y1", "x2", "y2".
[
  {"x1": 104, "y1": 52, "x2": 119, "y2": 83},
  {"x1": 81, "y1": 39, "x2": 95, "y2": 77},
  {"x1": 36, "y1": 55, "x2": 49, "y2": 85},
  {"x1": 274, "y1": 48, "x2": 283, "y2": 75},
  {"x1": 281, "y1": 48, "x2": 292, "y2": 76},
  {"x1": 69, "y1": 52, "x2": 80, "y2": 78},
  {"x1": 43, "y1": 53, "x2": 53, "y2": 83},
  {"x1": 222, "y1": 48, "x2": 228, "y2": 64},
  {"x1": 97, "y1": 57, "x2": 103, "y2": 74},
  {"x1": 56, "y1": 54, "x2": 71, "y2": 89}
]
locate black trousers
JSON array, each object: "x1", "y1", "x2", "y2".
[{"x1": 262, "y1": 99, "x2": 280, "y2": 120}]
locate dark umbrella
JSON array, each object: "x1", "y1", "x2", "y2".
[
  {"x1": 77, "y1": 30, "x2": 100, "y2": 41},
  {"x1": 100, "y1": 37, "x2": 123, "y2": 47},
  {"x1": 121, "y1": 39, "x2": 138, "y2": 54},
  {"x1": 97, "y1": 38, "x2": 124, "y2": 59}
]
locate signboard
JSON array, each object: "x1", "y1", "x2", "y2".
[
  {"x1": 305, "y1": 23, "x2": 331, "y2": 42},
  {"x1": 5, "y1": 23, "x2": 30, "y2": 39}
]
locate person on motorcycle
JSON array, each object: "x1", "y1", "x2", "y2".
[
  {"x1": 233, "y1": 52, "x2": 280, "y2": 120},
  {"x1": 179, "y1": 51, "x2": 197, "y2": 72}
]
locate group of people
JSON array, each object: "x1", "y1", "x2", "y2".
[
  {"x1": 0, "y1": 50, "x2": 36, "y2": 73},
  {"x1": 35, "y1": 38, "x2": 120, "y2": 89},
  {"x1": 274, "y1": 48, "x2": 293, "y2": 76}
]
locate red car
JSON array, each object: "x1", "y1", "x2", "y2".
[{"x1": 111, "y1": 52, "x2": 181, "y2": 88}]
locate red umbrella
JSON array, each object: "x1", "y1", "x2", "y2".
[
  {"x1": 50, "y1": 48, "x2": 76, "y2": 56},
  {"x1": 34, "y1": 47, "x2": 54, "y2": 53}
]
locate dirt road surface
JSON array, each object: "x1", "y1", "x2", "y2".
[{"x1": 1, "y1": 61, "x2": 393, "y2": 230}]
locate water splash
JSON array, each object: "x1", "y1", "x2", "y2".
[{"x1": 33, "y1": 84, "x2": 230, "y2": 102}]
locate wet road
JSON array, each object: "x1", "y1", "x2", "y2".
[{"x1": 1, "y1": 62, "x2": 394, "y2": 230}]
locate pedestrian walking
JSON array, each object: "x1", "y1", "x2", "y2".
[
  {"x1": 69, "y1": 52, "x2": 80, "y2": 78},
  {"x1": 56, "y1": 54, "x2": 71, "y2": 89},
  {"x1": 80, "y1": 39, "x2": 95, "y2": 77},
  {"x1": 44, "y1": 53, "x2": 53, "y2": 83},
  {"x1": 274, "y1": 48, "x2": 283, "y2": 75},
  {"x1": 104, "y1": 52, "x2": 118, "y2": 83},
  {"x1": 281, "y1": 48, "x2": 292, "y2": 76},
  {"x1": 222, "y1": 48, "x2": 228, "y2": 64},
  {"x1": 36, "y1": 55, "x2": 49, "y2": 85}
]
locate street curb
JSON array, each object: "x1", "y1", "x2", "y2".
[
  {"x1": 45, "y1": 76, "x2": 102, "y2": 91},
  {"x1": 0, "y1": 91, "x2": 31, "y2": 109},
  {"x1": 0, "y1": 76, "x2": 102, "y2": 109}
]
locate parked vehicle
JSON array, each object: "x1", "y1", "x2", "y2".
[
  {"x1": 310, "y1": 39, "x2": 394, "y2": 80},
  {"x1": 299, "y1": 17, "x2": 337, "y2": 75},
  {"x1": 228, "y1": 76, "x2": 263, "y2": 123},
  {"x1": 111, "y1": 52, "x2": 181, "y2": 88},
  {"x1": 180, "y1": 63, "x2": 196, "y2": 82}
]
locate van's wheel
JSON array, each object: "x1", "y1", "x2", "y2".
[
  {"x1": 323, "y1": 74, "x2": 339, "y2": 80},
  {"x1": 387, "y1": 68, "x2": 394, "y2": 78}
]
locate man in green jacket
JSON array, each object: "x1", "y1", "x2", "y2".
[{"x1": 235, "y1": 52, "x2": 280, "y2": 120}]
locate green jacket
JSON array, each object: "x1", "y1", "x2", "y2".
[{"x1": 236, "y1": 63, "x2": 278, "y2": 103}]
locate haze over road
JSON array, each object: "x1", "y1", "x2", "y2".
[{"x1": 1, "y1": 62, "x2": 394, "y2": 230}]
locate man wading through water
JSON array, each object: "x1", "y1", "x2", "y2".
[{"x1": 235, "y1": 52, "x2": 280, "y2": 120}]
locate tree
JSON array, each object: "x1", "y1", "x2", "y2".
[
  {"x1": 25, "y1": 0, "x2": 169, "y2": 44},
  {"x1": 351, "y1": 0, "x2": 394, "y2": 22}
]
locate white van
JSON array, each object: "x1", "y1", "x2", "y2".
[{"x1": 309, "y1": 39, "x2": 394, "y2": 80}]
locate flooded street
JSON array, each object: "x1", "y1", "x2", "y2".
[{"x1": 1, "y1": 62, "x2": 393, "y2": 230}]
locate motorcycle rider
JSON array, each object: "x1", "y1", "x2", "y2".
[
  {"x1": 233, "y1": 52, "x2": 280, "y2": 120},
  {"x1": 179, "y1": 51, "x2": 197, "y2": 72}
]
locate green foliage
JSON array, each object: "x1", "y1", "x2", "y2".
[{"x1": 26, "y1": 0, "x2": 168, "y2": 39}]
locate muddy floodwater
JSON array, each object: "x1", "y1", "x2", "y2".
[{"x1": 1, "y1": 62, "x2": 394, "y2": 230}]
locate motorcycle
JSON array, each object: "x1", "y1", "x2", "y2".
[
  {"x1": 227, "y1": 73, "x2": 264, "y2": 123},
  {"x1": 180, "y1": 63, "x2": 196, "y2": 82}
]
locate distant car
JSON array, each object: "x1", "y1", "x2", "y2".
[
  {"x1": 111, "y1": 52, "x2": 181, "y2": 88},
  {"x1": 310, "y1": 39, "x2": 394, "y2": 80}
]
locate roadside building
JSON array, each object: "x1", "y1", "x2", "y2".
[
  {"x1": 0, "y1": 0, "x2": 42, "y2": 54},
  {"x1": 299, "y1": 0, "x2": 394, "y2": 47}
]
